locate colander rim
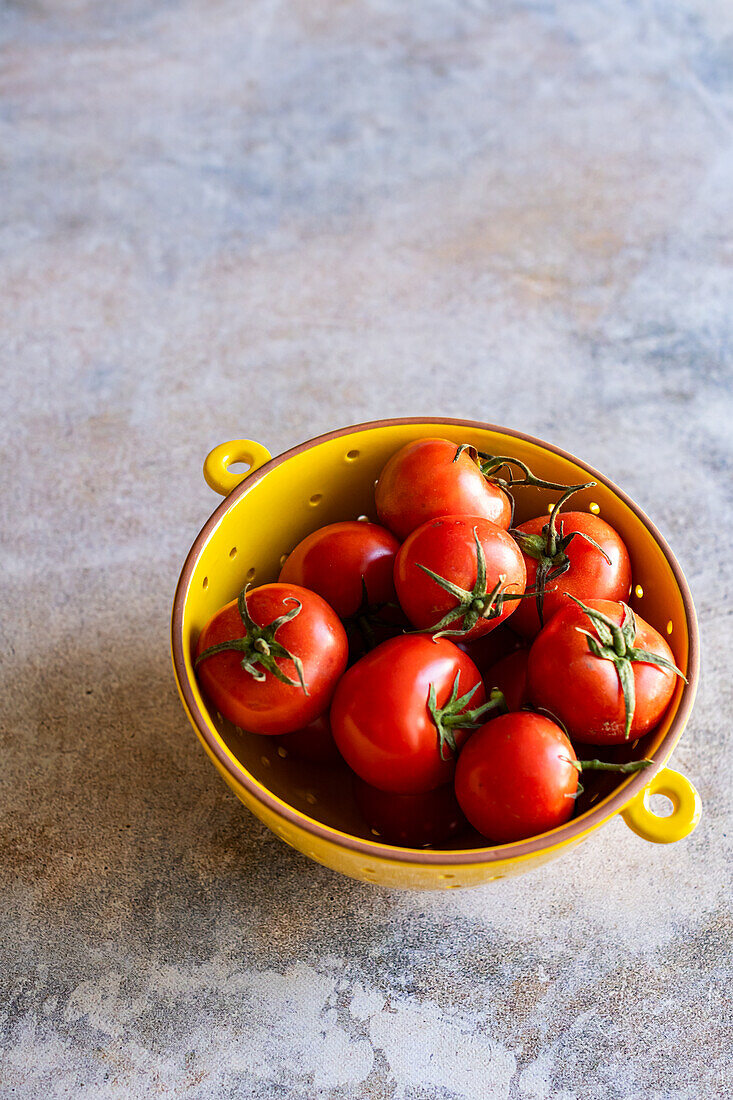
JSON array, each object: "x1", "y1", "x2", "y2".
[{"x1": 171, "y1": 416, "x2": 700, "y2": 866}]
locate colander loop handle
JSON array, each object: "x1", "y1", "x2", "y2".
[
  {"x1": 203, "y1": 440, "x2": 272, "y2": 496},
  {"x1": 620, "y1": 767, "x2": 701, "y2": 844}
]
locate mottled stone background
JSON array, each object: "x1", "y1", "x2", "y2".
[{"x1": 1, "y1": 0, "x2": 732, "y2": 1097}]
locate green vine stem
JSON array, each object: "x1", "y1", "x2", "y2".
[
  {"x1": 454, "y1": 443, "x2": 587, "y2": 494},
  {"x1": 563, "y1": 755, "x2": 653, "y2": 799},
  {"x1": 573, "y1": 758, "x2": 653, "y2": 774},
  {"x1": 568, "y1": 595, "x2": 686, "y2": 739},
  {"x1": 427, "y1": 680, "x2": 507, "y2": 759},
  {"x1": 415, "y1": 527, "x2": 531, "y2": 638},
  {"x1": 195, "y1": 584, "x2": 308, "y2": 693},
  {"x1": 510, "y1": 482, "x2": 611, "y2": 627}
]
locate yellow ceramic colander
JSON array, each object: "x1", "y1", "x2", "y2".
[{"x1": 171, "y1": 418, "x2": 701, "y2": 890}]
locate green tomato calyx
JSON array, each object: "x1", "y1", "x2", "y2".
[
  {"x1": 568, "y1": 596, "x2": 686, "y2": 739},
  {"x1": 427, "y1": 676, "x2": 507, "y2": 760},
  {"x1": 195, "y1": 584, "x2": 309, "y2": 693},
  {"x1": 510, "y1": 482, "x2": 611, "y2": 627},
  {"x1": 416, "y1": 527, "x2": 528, "y2": 638}
]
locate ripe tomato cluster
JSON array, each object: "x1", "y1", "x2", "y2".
[{"x1": 195, "y1": 437, "x2": 685, "y2": 848}]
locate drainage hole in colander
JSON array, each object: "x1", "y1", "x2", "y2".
[
  {"x1": 305, "y1": 792, "x2": 317, "y2": 805},
  {"x1": 202, "y1": 576, "x2": 209, "y2": 589},
  {"x1": 345, "y1": 449, "x2": 360, "y2": 461},
  {"x1": 246, "y1": 567, "x2": 256, "y2": 582},
  {"x1": 229, "y1": 547, "x2": 237, "y2": 559},
  {"x1": 438, "y1": 873, "x2": 455, "y2": 880},
  {"x1": 649, "y1": 793, "x2": 674, "y2": 817},
  {"x1": 666, "y1": 620, "x2": 673, "y2": 635},
  {"x1": 277, "y1": 746, "x2": 288, "y2": 758},
  {"x1": 260, "y1": 755, "x2": 271, "y2": 768},
  {"x1": 361, "y1": 867, "x2": 376, "y2": 875},
  {"x1": 370, "y1": 828, "x2": 381, "y2": 837},
  {"x1": 635, "y1": 584, "x2": 644, "y2": 598},
  {"x1": 356, "y1": 514, "x2": 370, "y2": 522},
  {"x1": 309, "y1": 493, "x2": 323, "y2": 506},
  {"x1": 589, "y1": 502, "x2": 600, "y2": 514},
  {"x1": 279, "y1": 553, "x2": 288, "y2": 567}
]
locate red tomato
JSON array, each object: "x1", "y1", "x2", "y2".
[
  {"x1": 330, "y1": 635, "x2": 487, "y2": 793},
  {"x1": 527, "y1": 598, "x2": 681, "y2": 743},
  {"x1": 279, "y1": 520, "x2": 400, "y2": 619},
  {"x1": 394, "y1": 516, "x2": 526, "y2": 639},
  {"x1": 454, "y1": 623, "x2": 524, "y2": 680},
  {"x1": 454, "y1": 712, "x2": 579, "y2": 842},
  {"x1": 353, "y1": 775, "x2": 468, "y2": 847},
  {"x1": 195, "y1": 584, "x2": 348, "y2": 736},
  {"x1": 511, "y1": 510, "x2": 632, "y2": 638},
  {"x1": 277, "y1": 712, "x2": 343, "y2": 764},
  {"x1": 375, "y1": 438, "x2": 512, "y2": 539},
  {"x1": 485, "y1": 648, "x2": 530, "y2": 712}
]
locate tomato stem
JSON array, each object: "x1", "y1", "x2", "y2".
[
  {"x1": 563, "y1": 754, "x2": 653, "y2": 799},
  {"x1": 453, "y1": 444, "x2": 587, "y2": 494},
  {"x1": 509, "y1": 482, "x2": 613, "y2": 628},
  {"x1": 415, "y1": 527, "x2": 532, "y2": 639},
  {"x1": 454, "y1": 687, "x2": 508, "y2": 727},
  {"x1": 427, "y1": 677, "x2": 507, "y2": 759},
  {"x1": 195, "y1": 584, "x2": 309, "y2": 693},
  {"x1": 574, "y1": 758, "x2": 654, "y2": 774},
  {"x1": 568, "y1": 595, "x2": 686, "y2": 738},
  {"x1": 454, "y1": 444, "x2": 592, "y2": 527}
]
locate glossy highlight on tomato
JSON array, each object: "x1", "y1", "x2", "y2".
[{"x1": 375, "y1": 437, "x2": 512, "y2": 539}]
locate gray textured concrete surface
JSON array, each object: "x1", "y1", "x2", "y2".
[{"x1": 2, "y1": 1, "x2": 732, "y2": 1097}]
